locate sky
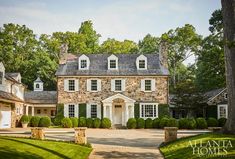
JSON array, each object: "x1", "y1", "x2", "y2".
[{"x1": 0, "y1": 0, "x2": 221, "y2": 63}]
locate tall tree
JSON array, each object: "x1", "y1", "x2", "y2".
[
  {"x1": 100, "y1": 38, "x2": 138, "y2": 53},
  {"x1": 138, "y1": 34, "x2": 160, "y2": 53},
  {"x1": 161, "y1": 24, "x2": 202, "y2": 90},
  {"x1": 221, "y1": 0, "x2": 235, "y2": 134}
]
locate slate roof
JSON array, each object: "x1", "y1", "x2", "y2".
[
  {"x1": 5, "y1": 73, "x2": 21, "y2": 84},
  {"x1": 56, "y1": 54, "x2": 169, "y2": 76},
  {"x1": 24, "y1": 91, "x2": 57, "y2": 104},
  {"x1": 204, "y1": 88, "x2": 226, "y2": 102},
  {"x1": 0, "y1": 91, "x2": 24, "y2": 103}
]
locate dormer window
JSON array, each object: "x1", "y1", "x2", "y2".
[
  {"x1": 79, "y1": 54, "x2": 90, "y2": 70},
  {"x1": 108, "y1": 55, "x2": 118, "y2": 70},
  {"x1": 136, "y1": 55, "x2": 147, "y2": 70}
]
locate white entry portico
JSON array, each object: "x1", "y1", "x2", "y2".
[{"x1": 102, "y1": 94, "x2": 135, "y2": 126}]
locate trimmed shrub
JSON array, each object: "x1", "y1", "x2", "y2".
[
  {"x1": 101, "y1": 118, "x2": 111, "y2": 128},
  {"x1": 145, "y1": 118, "x2": 153, "y2": 128},
  {"x1": 93, "y1": 118, "x2": 101, "y2": 128},
  {"x1": 137, "y1": 118, "x2": 145, "y2": 129},
  {"x1": 196, "y1": 118, "x2": 207, "y2": 129},
  {"x1": 188, "y1": 118, "x2": 197, "y2": 129},
  {"x1": 61, "y1": 117, "x2": 72, "y2": 128},
  {"x1": 20, "y1": 115, "x2": 29, "y2": 124},
  {"x1": 30, "y1": 116, "x2": 41, "y2": 127},
  {"x1": 79, "y1": 117, "x2": 87, "y2": 127},
  {"x1": 86, "y1": 118, "x2": 93, "y2": 128},
  {"x1": 218, "y1": 118, "x2": 227, "y2": 127},
  {"x1": 207, "y1": 117, "x2": 218, "y2": 127},
  {"x1": 179, "y1": 118, "x2": 188, "y2": 129},
  {"x1": 53, "y1": 114, "x2": 64, "y2": 126},
  {"x1": 166, "y1": 118, "x2": 178, "y2": 127},
  {"x1": 38, "y1": 116, "x2": 51, "y2": 127},
  {"x1": 70, "y1": 117, "x2": 78, "y2": 127},
  {"x1": 159, "y1": 117, "x2": 169, "y2": 128},
  {"x1": 153, "y1": 118, "x2": 160, "y2": 128},
  {"x1": 127, "y1": 118, "x2": 137, "y2": 129}
]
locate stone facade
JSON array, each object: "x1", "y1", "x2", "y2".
[{"x1": 57, "y1": 76, "x2": 168, "y2": 104}]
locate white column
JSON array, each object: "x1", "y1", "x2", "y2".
[
  {"x1": 32, "y1": 106, "x2": 34, "y2": 116},
  {"x1": 125, "y1": 103, "x2": 129, "y2": 126},
  {"x1": 109, "y1": 105, "x2": 112, "y2": 123},
  {"x1": 103, "y1": 105, "x2": 107, "y2": 118},
  {"x1": 26, "y1": 106, "x2": 28, "y2": 115},
  {"x1": 130, "y1": 103, "x2": 135, "y2": 118}
]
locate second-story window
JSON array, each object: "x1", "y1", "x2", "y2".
[
  {"x1": 139, "y1": 60, "x2": 146, "y2": 69},
  {"x1": 91, "y1": 80, "x2": 98, "y2": 91},
  {"x1": 68, "y1": 80, "x2": 75, "y2": 91},
  {"x1": 145, "y1": 80, "x2": 152, "y2": 91},
  {"x1": 81, "y1": 60, "x2": 87, "y2": 69},
  {"x1": 110, "y1": 60, "x2": 117, "y2": 69},
  {"x1": 115, "y1": 80, "x2": 122, "y2": 91}
]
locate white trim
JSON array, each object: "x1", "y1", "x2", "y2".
[
  {"x1": 139, "y1": 103, "x2": 159, "y2": 119},
  {"x1": 141, "y1": 78, "x2": 154, "y2": 92},
  {"x1": 136, "y1": 55, "x2": 147, "y2": 70},
  {"x1": 111, "y1": 78, "x2": 125, "y2": 92},
  {"x1": 64, "y1": 78, "x2": 79, "y2": 92},
  {"x1": 108, "y1": 54, "x2": 118, "y2": 70},
  {"x1": 102, "y1": 93, "x2": 136, "y2": 103},
  {"x1": 78, "y1": 54, "x2": 90, "y2": 70},
  {"x1": 217, "y1": 104, "x2": 228, "y2": 119}
]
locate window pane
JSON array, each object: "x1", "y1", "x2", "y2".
[
  {"x1": 145, "y1": 80, "x2": 151, "y2": 91},
  {"x1": 68, "y1": 80, "x2": 75, "y2": 91},
  {"x1": 115, "y1": 80, "x2": 122, "y2": 91},
  {"x1": 68, "y1": 105, "x2": 75, "y2": 117},
  {"x1": 145, "y1": 105, "x2": 154, "y2": 117},
  {"x1": 91, "y1": 80, "x2": 97, "y2": 91},
  {"x1": 110, "y1": 60, "x2": 116, "y2": 69},
  {"x1": 219, "y1": 106, "x2": 226, "y2": 118},
  {"x1": 81, "y1": 60, "x2": 87, "y2": 68},
  {"x1": 91, "y1": 105, "x2": 97, "y2": 118},
  {"x1": 139, "y1": 60, "x2": 145, "y2": 69}
]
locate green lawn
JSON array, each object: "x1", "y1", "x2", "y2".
[
  {"x1": 160, "y1": 133, "x2": 235, "y2": 159},
  {"x1": 0, "y1": 136, "x2": 92, "y2": 159}
]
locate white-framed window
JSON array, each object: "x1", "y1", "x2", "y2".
[
  {"x1": 36, "y1": 84, "x2": 40, "y2": 88},
  {"x1": 111, "y1": 79, "x2": 125, "y2": 92},
  {"x1": 68, "y1": 80, "x2": 75, "y2": 91},
  {"x1": 91, "y1": 104, "x2": 97, "y2": 118},
  {"x1": 91, "y1": 80, "x2": 98, "y2": 91},
  {"x1": 140, "y1": 103, "x2": 158, "y2": 119},
  {"x1": 86, "y1": 103, "x2": 101, "y2": 118},
  {"x1": 224, "y1": 93, "x2": 228, "y2": 99},
  {"x1": 218, "y1": 105, "x2": 228, "y2": 119},
  {"x1": 64, "y1": 104, "x2": 78, "y2": 117},
  {"x1": 141, "y1": 79, "x2": 155, "y2": 92},
  {"x1": 108, "y1": 55, "x2": 118, "y2": 70},
  {"x1": 64, "y1": 79, "x2": 79, "y2": 92},
  {"x1": 136, "y1": 55, "x2": 147, "y2": 70},
  {"x1": 68, "y1": 104, "x2": 75, "y2": 117},
  {"x1": 87, "y1": 79, "x2": 101, "y2": 92},
  {"x1": 78, "y1": 54, "x2": 90, "y2": 70}
]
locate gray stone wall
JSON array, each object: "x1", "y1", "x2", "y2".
[{"x1": 57, "y1": 76, "x2": 168, "y2": 104}]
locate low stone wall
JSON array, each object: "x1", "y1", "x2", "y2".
[
  {"x1": 164, "y1": 127, "x2": 178, "y2": 142},
  {"x1": 74, "y1": 127, "x2": 87, "y2": 144}
]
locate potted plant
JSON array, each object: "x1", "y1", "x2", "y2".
[{"x1": 20, "y1": 115, "x2": 29, "y2": 128}]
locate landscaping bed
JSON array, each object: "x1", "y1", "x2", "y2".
[
  {"x1": 0, "y1": 136, "x2": 92, "y2": 159},
  {"x1": 160, "y1": 133, "x2": 235, "y2": 159}
]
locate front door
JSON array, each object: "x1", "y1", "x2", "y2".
[{"x1": 114, "y1": 105, "x2": 122, "y2": 124}]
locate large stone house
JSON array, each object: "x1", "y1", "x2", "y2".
[{"x1": 56, "y1": 45, "x2": 169, "y2": 126}]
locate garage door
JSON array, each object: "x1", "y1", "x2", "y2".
[{"x1": 0, "y1": 106, "x2": 11, "y2": 128}]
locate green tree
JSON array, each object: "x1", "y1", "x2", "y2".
[
  {"x1": 100, "y1": 38, "x2": 138, "y2": 53},
  {"x1": 138, "y1": 34, "x2": 160, "y2": 53},
  {"x1": 161, "y1": 24, "x2": 202, "y2": 90}
]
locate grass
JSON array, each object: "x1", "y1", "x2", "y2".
[
  {"x1": 0, "y1": 136, "x2": 92, "y2": 159},
  {"x1": 160, "y1": 133, "x2": 235, "y2": 159}
]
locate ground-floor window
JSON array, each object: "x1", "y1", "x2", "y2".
[
  {"x1": 68, "y1": 104, "x2": 75, "y2": 117},
  {"x1": 140, "y1": 103, "x2": 158, "y2": 118},
  {"x1": 90, "y1": 104, "x2": 97, "y2": 118},
  {"x1": 218, "y1": 105, "x2": 227, "y2": 119},
  {"x1": 51, "y1": 110, "x2": 56, "y2": 116}
]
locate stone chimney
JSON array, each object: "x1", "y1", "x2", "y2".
[
  {"x1": 159, "y1": 41, "x2": 168, "y2": 69},
  {"x1": 59, "y1": 43, "x2": 68, "y2": 64}
]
